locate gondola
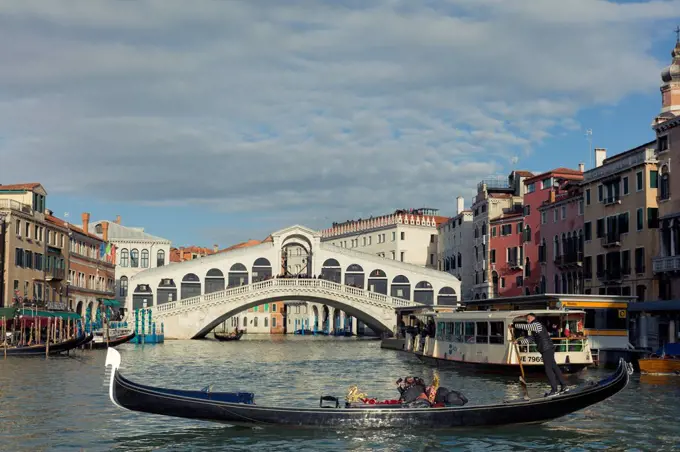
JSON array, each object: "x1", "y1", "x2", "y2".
[
  {"x1": 90, "y1": 332, "x2": 136, "y2": 350},
  {"x1": 2, "y1": 332, "x2": 92, "y2": 357},
  {"x1": 213, "y1": 331, "x2": 243, "y2": 342},
  {"x1": 104, "y1": 348, "x2": 632, "y2": 429}
]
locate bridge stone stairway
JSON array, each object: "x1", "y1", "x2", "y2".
[{"x1": 152, "y1": 278, "x2": 424, "y2": 339}]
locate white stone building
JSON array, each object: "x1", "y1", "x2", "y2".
[
  {"x1": 319, "y1": 208, "x2": 447, "y2": 269},
  {"x1": 437, "y1": 197, "x2": 475, "y2": 301},
  {"x1": 89, "y1": 216, "x2": 172, "y2": 313}
]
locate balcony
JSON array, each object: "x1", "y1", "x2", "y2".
[
  {"x1": 46, "y1": 268, "x2": 66, "y2": 281},
  {"x1": 554, "y1": 252, "x2": 583, "y2": 269},
  {"x1": 0, "y1": 199, "x2": 33, "y2": 214},
  {"x1": 653, "y1": 255, "x2": 680, "y2": 274},
  {"x1": 507, "y1": 259, "x2": 523, "y2": 270},
  {"x1": 478, "y1": 178, "x2": 512, "y2": 192},
  {"x1": 601, "y1": 233, "x2": 621, "y2": 248},
  {"x1": 603, "y1": 195, "x2": 621, "y2": 206}
]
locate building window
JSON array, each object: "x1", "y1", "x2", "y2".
[
  {"x1": 541, "y1": 178, "x2": 552, "y2": 190},
  {"x1": 658, "y1": 135, "x2": 669, "y2": 152},
  {"x1": 635, "y1": 248, "x2": 645, "y2": 274},
  {"x1": 561, "y1": 206, "x2": 567, "y2": 219},
  {"x1": 660, "y1": 167, "x2": 670, "y2": 200},
  {"x1": 527, "y1": 183, "x2": 535, "y2": 193},
  {"x1": 14, "y1": 248, "x2": 24, "y2": 267},
  {"x1": 516, "y1": 276, "x2": 524, "y2": 287},
  {"x1": 25, "y1": 222, "x2": 30, "y2": 238},
  {"x1": 392, "y1": 231, "x2": 396, "y2": 241},
  {"x1": 157, "y1": 250, "x2": 165, "y2": 267},
  {"x1": 120, "y1": 276, "x2": 128, "y2": 297},
  {"x1": 120, "y1": 249, "x2": 129, "y2": 267},
  {"x1": 623, "y1": 176, "x2": 629, "y2": 195},
  {"x1": 492, "y1": 227, "x2": 497, "y2": 237},
  {"x1": 553, "y1": 208, "x2": 558, "y2": 223},
  {"x1": 647, "y1": 208, "x2": 659, "y2": 228},
  {"x1": 585, "y1": 189, "x2": 591, "y2": 205},
  {"x1": 130, "y1": 249, "x2": 139, "y2": 267},
  {"x1": 254, "y1": 317, "x2": 258, "y2": 327},
  {"x1": 272, "y1": 317, "x2": 277, "y2": 328},
  {"x1": 490, "y1": 249, "x2": 496, "y2": 263},
  {"x1": 430, "y1": 234, "x2": 435, "y2": 243},
  {"x1": 141, "y1": 249, "x2": 149, "y2": 268},
  {"x1": 430, "y1": 254, "x2": 434, "y2": 265},
  {"x1": 391, "y1": 251, "x2": 396, "y2": 260},
  {"x1": 541, "y1": 211, "x2": 546, "y2": 224},
  {"x1": 578, "y1": 199, "x2": 584, "y2": 215},
  {"x1": 636, "y1": 171, "x2": 643, "y2": 191},
  {"x1": 650, "y1": 170, "x2": 658, "y2": 189},
  {"x1": 400, "y1": 232, "x2": 405, "y2": 240},
  {"x1": 400, "y1": 251, "x2": 405, "y2": 262},
  {"x1": 598, "y1": 185, "x2": 604, "y2": 202},
  {"x1": 272, "y1": 304, "x2": 277, "y2": 312},
  {"x1": 637, "y1": 208, "x2": 644, "y2": 231}
]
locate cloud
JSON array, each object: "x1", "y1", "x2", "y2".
[{"x1": 0, "y1": 0, "x2": 677, "y2": 227}]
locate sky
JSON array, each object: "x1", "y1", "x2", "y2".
[{"x1": 1, "y1": 0, "x2": 679, "y2": 248}]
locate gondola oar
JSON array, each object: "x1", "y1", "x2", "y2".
[{"x1": 510, "y1": 328, "x2": 530, "y2": 400}]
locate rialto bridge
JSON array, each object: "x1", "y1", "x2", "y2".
[{"x1": 126, "y1": 225, "x2": 461, "y2": 339}]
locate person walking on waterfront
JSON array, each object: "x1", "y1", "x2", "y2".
[{"x1": 511, "y1": 313, "x2": 568, "y2": 397}]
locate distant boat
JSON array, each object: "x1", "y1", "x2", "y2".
[
  {"x1": 214, "y1": 330, "x2": 243, "y2": 342},
  {"x1": 90, "y1": 331, "x2": 136, "y2": 350},
  {"x1": 639, "y1": 343, "x2": 680, "y2": 375},
  {"x1": 2, "y1": 333, "x2": 92, "y2": 357}
]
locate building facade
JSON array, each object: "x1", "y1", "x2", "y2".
[
  {"x1": 170, "y1": 245, "x2": 218, "y2": 263},
  {"x1": 537, "y1": 180, "x2": 585, "y2": 294},
  {"x1": 46, "y1": 213, "x2": 116, "y2": 320},
  {"x1": 470, "y1": 171, "x2": 533, "y2": 299},
  {"x1": 0, "y1": 183, "x2": 62, "y2": 308},
  {"x1": 437, "y1": 197, "x2": 474, "y2": 300},
  {"x1": 489, "y1": 212, "x2": 524, "y2": 297},
  {"x1": 89, "y1": 217, "x2": 172, "y2": 313},
  {"x1": 524, "y1": 167, "x2": 585, "y2": 295},
  {"x1": 582, "y1": 144, "x2": 659, "y2": 300},
  {"x1": 320, "y1": 208, "x2": 447, "y2": 269}
]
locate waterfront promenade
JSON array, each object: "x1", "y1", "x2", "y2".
[{"x1": 1, "y1": 337, "x2": 679, "y2": 451}]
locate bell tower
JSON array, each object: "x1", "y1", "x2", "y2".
[{"x1": 655, "y1": 27, "x2": 680, "y2": 123}]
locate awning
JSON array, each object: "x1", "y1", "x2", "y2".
[
  {"x1": 99, "y1": 298, "x2": 121, "y2": 307},
  {"x1": 0, "y1": 307, "x2": 17, "y2": 319},
  {"x1": 17, "y1": 308, "x2": 81, "y2": 320},
  {"x1": 627, "y1": 300, "x2": 680, "y2": 313}
]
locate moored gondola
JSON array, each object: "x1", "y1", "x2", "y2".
[
  {"x1": 90, "y1": 332, "x2": 136, "y2": 350},
  {"x1": 214, "y1": 331, "x2": 243, "y2": 342},
  {"x1": 3, "y1": 332, "x2": 92, "y2": 357},
  {"x1": 104, "y1": 348, "x2": 632, "y2": 429}
]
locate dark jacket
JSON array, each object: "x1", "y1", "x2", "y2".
[{"x1": 514, "y1": 320, "x2": 554, "y2": 354}]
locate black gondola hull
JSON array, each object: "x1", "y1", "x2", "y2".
[
  {"x1": 214, "y1": 331, "x2": 243, "y2": 342},
  {"x1": 106, "y1": 349, "x2": 631, "y2": 429},
  {"x1": 90, "y1": 332, "x2": 136, "y2": 349},
  {"x1": 2, "y1": 333, "x2": 92, "y2": 356}
]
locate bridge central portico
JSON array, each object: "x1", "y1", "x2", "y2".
[{"x1": 127, "y1": 225, "x2": 461, "y2": 339}]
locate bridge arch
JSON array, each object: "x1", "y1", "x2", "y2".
[
  {"x1": 391, "y1": 275, "x2": 411, "y2": 300},
  {"x1": 228, "y1": 263, "x2": 249, "y2": 287},
  {"x1": 321, "y1": 258, "x2": 341, "y2": 283},
  {"x1": 252, "y1": 258, "x2": 272, "y2": 282},
  {"x1": 345, "y1": 264, "x2": 365, "y2": 289},
  {"x1": 158, "y1": 278, "x2": 177, "y2": 305},
  {"x1": 181, "y1": 273, "x2": 201, "y2": 299},
  {"x1": 188, "y1": 293, "x2": 396, "y2": 339},
  {"x1": 205, "y1": 269, "x2": 225, "y2": 294},
  {"x1": 367, "y1": 269, "x2": 387, "y2": 294}
]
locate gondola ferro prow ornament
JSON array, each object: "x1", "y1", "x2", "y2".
[{"x1": 105, "y1": 348, "x2": 125, "y2": 410}]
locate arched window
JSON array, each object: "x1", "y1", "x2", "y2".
[
  {"x1": 120, "y1": 249, "x2": 129, "y2": 267},
  {"x1": 254, "y1": 317, "x2": 258, "y2": 327},
  {"x1": 141, "y1": 249, "x2": 149, "y2": 268},
  {"x1": 130, "y1": 249, "x2": 139, "y2": 267},
  {"x1": 156, "y1": 249, "x2": 165, "y2": 267},
  {"x1": 119, "y1": 276, "x2": 128, "y2": 297},
  {"x1": 554, "y1": 274, "x2": 560, "y2": 293},
  {"x1": 264, "y1": 317, "x2": 269, "y2": 328}
]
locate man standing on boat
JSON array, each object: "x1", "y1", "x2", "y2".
[{"x1": 511, "y1": 313, "x2": 569, "y2": 397}]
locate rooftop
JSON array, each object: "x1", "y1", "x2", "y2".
[
  {"x1": 89, "y1": 219, "x2": 171, "y2": 243},
  {"x1": 45, "y1": 214, "x2": 105, "y2": 242},
  {"x1": 0, "y1": 183, "x2": 43, "y2": 192}
]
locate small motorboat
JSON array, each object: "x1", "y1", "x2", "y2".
[
  {"x1": 90, "y1": 331, "x2": 136, "y2": 350},
  {"x1": 104, "y1": 348, "x2": 632, "y2": 429},
  {"x1": 214, "y1": 330, "x2": 243, "y2": 342},
  {"x1": 639, "y1": 343, "x2": 680, "y2": 375}
]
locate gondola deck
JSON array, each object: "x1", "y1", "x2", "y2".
[{"x1": 104, "y1": 348, "x2": 631, "y2": 429}]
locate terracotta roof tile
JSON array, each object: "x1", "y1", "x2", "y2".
[
  {"x1": 218, "y1": 239, "x2": 262, "y2": 253},
  {"x1": 45, "y1": 214, "x2": 104, "y2": 242},
  {"x1": 514, "y1": 171, "x2": 535, "y2": 177},
  {"x1": 0, "y1": 183, "x2": 42, "y2": 191}
]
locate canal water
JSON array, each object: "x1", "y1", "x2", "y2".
[{"x1": 1, "y1": 336, "x2": 679, "y2": 451}]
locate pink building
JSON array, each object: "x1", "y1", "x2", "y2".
[
  {"x1": 489, "y1": 212, "x2": 524, "y2": 298},
  {"x1": 537, "y1": 180, "x2": 585, "y2": 294},
  {"x1": 523, "y1": 168, "x2": 584, "y2": 294}
]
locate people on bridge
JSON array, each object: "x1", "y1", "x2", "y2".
[{"x1": 511, "y1": 313, "x2": 569, "y2": 397}]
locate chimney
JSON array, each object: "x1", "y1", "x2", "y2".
[
  {"x1": 594, "y1": 148, "x2": 607, "y2": 168},
  {"x1": 213, "y1": 244, "x2": 219, "y2": 253},
  {"x1": 578, "y1": 163, "x2": 585, "y2": 173},
  {"x1": 115, "y1": 215, "x2": 121, "y2": 224},
  {"x1": 102, "y1": 221, "x2": 109, "y2": 241},
  {"x1": 82, "y1": 212, "x2": 90, "y2": 234},
  {"x1": 456, "y1": 196, "x2": 464, "y2": 215}
]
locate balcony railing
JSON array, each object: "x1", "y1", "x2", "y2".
[
  {"x1": 599, "y1": 269, "x2": 623, "y2": 283},
  {"x1": 478, "y1": 178, "x2": 512, "y2": 191},
  {"x1": 652, "y1": 255, "x2": 680, "y2": 273},
  {"x1": 554, "y1": 252, "x2": 583, "y2": 268},
  {"x1": 46, "y1": 268, "x2": 66, "y2": 281},
  {"x1": 601, "y1": 233, "x2": 621, "y2": 248},
  {"x1": 0, "y1": 199, "x2": 33, "y2": 214},
  {"x1": 507, "y1": 259, "x2": 523, "y2": 269},
  {"x1": 603, "y1": 195, "x2": 621, "y2": 206}
]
